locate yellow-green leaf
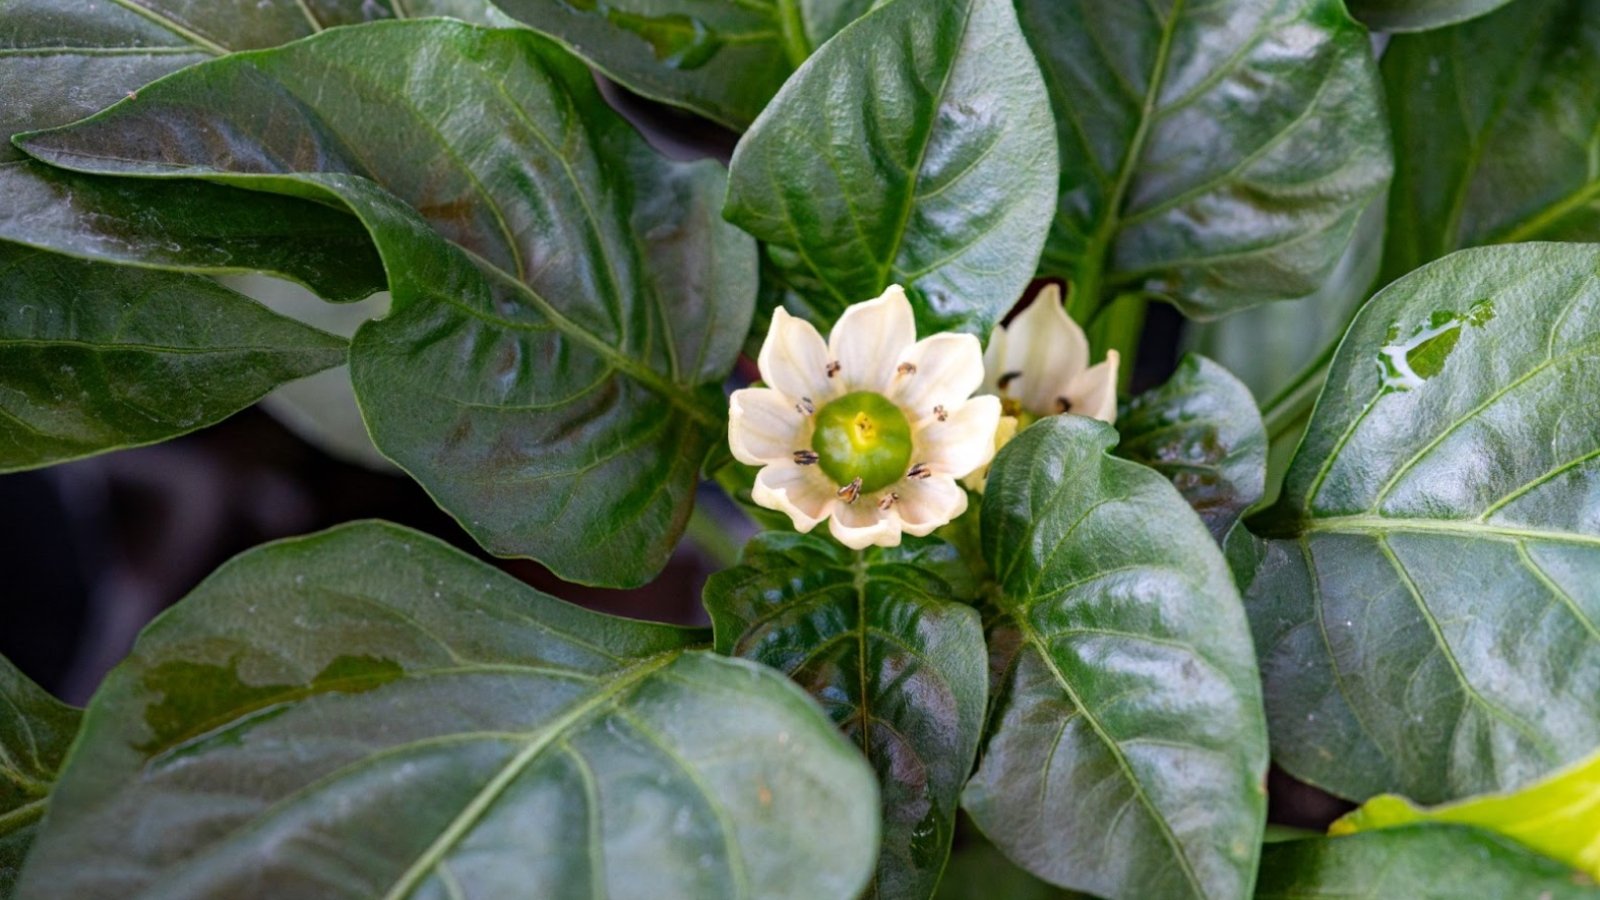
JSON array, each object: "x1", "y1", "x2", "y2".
[{"x1": 1332, "y1": 746, "x2": 1600, "y2": 880}]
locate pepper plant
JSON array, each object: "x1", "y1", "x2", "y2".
[{"x1": 2, "y1": 0, "x2": 1599, "y2": 897}]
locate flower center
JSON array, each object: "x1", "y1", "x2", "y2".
[{"x1": 811, "y1": 391, "x2": 913, "y2": 494}]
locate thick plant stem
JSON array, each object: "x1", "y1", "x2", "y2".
[
  {"x1": 1261, "y1": 340, "x2": 1337, "y2": 441},
  {"x1": 1090, "y1": 293, "x2": 1147, "y2": 394},
  {"x1": 775, "y1": 0, "x2": 810, "y2": 68}
]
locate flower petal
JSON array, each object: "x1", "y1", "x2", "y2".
[
  {"x1": 984, "y1": 283, "x2": 1089, "y2": 416},
  {"x1": 752, "y1": 462, "x2": 837, "y2": 533},
  {"x1": 892, "y1": 475, "x2": 968, "y2": 536},
  {"x1": 829, "y1": 496, "x2": 901, "y2": 549},
  {"x1": 758, "y1": 307, "x2": 834, "y2": 402},
  {"x1": 891, "y1": 332, "x2": 985, "y2": 420},
  {"x1": 729, "y1": 388, "x2": 810, "y2": 466},
  {"x1": 1065, "y1": 350, "x2": 1120, "y2": 424},
  {"x1": 829, "y1": 284, "x2": 917, "y2": 393},
  {"x1": 916, "y1": 394, "x2": 1001, "y2": 478},
  {"x1": 960, "y1": 414, "x2": 1018, "y2": 493}
]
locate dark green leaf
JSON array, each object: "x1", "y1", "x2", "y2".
[
  {"x1": 1255, "y1": 826, "x2": 1600, "y2": 899},
  {"x1": 0, "y1": 243, "x2": 347, "y2": 472},
  {"x1": 705, "y1": 533, "x2": 987, "y2": 900},
  {"x1": 724, "y1": 0, "x2": 1058, "y2": 336},
  {"x1": 1020, "y1": 0, "x2": 1392, "y2": 319},
  {"x1": 0, "y1": 0, "x2": 512, "y2": 160},
  {"x1": 1185, "y1": 191, "x2": 1386, "y2": 403},
  {"x1": 1348, "y1": 0, "x2": 1521, "y2": 32},
  {"x1": 1242, "y1": 243, "x2": 1600, "y2": 803},
  {"x1": 1381, "y1": 0, "x2": 1600, "y2": 285},
  {"x1": 491, "y1": 0, "x2": 873, "y2": 130},
  {"x1": 20, "y1": 21, "x2": 759, "y2": 587},
  {"x1": 1115, "y1": 355, "x2": 1267, "y2": 542},
  {"x1": 965, "y1": 415, "x2": 1268, "y2": 900},
  {"x1": 0, "y1": 656, "x2": 80, "y2": 899},
  {"x1": 16, "y1": 521, "x2": 881, "y2": 900},
  {"x1": 0, "y1": 0, "x2": 503, "y2": 299},
  {"x1": 0, "y1": 161, "x2": 383, "y2": 303},
  {"x1": 934, "y1": 833, "x2": 1087, "y2": 900}
]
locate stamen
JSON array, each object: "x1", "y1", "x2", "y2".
[
  {"x1": 897, "y1": 362, "x2": 917, "y2": 375},
  {"x1": 878, "y1": 492, "x2": 899, "y2": 511},
  {"x1": 907, "y1": 463, "x2": 931, "y2": 480},
  {"x1": 826, "y1": 361, "x2": 841, "y2": 378},
  {"x1": 997, "y1": 371, "x2": 1022, "y2": 391},
  {"x1": 793, "y1": 450, "x2": 819, "y2": 465},
  {"x1": 795, "y1": 396, "x2": 816, "y2": 416},
  {"x1": 1056, "y1": 396, "x2": 1073, "y2": 414},
  {"x1": 837, "y1": 477, "x2": 863, "y2": 504},
  {"x1": 933, "y1": 404, "x2": 948, "y2": 421}
]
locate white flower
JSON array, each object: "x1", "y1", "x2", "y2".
[
  {"x1": 964, "y1": 283, "x2": 1120, "y2": 492},
  {"x1": 982, "y1": 282, "x2": 1120, "y2": 423},
  {"x1": 729, "y1": 285, "x2": 1001, "y2": 549}
]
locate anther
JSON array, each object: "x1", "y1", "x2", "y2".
[
  {"x1": 826, "y1": 361, "x2": 841, "y2": 378},
  {"x1": 933, "y1": 404, "x2": 948, "y2": 421},
  {"x1": 1056, "y1": 396, "x2": 1073, "y2": 414},
  {"x1": 837, "y1": 477, "x2": 863, "y2": 503},
  {"x1": 795, "y1": 396, "x2": 816, "y2": 416},
  {"x1": 793, "y1": 450, "x2": 819, "y2": 465},
  {"x1": 907, "y1": 463, "x2": 931, "y2": 480},
  {"x1": 897, "y1": 362, "x2": 917, "y2": 376},
  {"x1": 878, "y1": 492, "x2": 899, "y2": 511},
  {"x1": 997, "y1": 371, "x2": 1022, "y2": 391}
]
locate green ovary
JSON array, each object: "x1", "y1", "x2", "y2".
[{"x1": 811, "y1": 391, "x2": 914, "y2": 493}]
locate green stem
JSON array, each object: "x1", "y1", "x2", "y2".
[
  {"x1": 1089, "y1": 293, "x2": 1147, "y2": 394},
  {"x1": 775, "y1": 0, "x2": 810, "y2": 68},
  {"x1": 0, "y1": 796, "x2": 48, "y2": 834},
  {"x1": 1261, "y1": 339, "x2": 1338, "y2": 441},
  {"x1": 685, "y1": 503, "x2": 743, "y2": 569}
]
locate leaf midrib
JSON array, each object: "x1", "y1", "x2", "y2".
[
  {"x1": 1303, "y1": 515, "x2": 1600, "y2": 549},
  {"x1": 872, "y1": 0, "x2": 979, "y2": 293},
  {"x1": 104, "y1": 0, "x2": 230, "y2": 55},
  {"x1": 380, "y1": 651, "x2": 681, "y2": 900},
  {"x1": 1012, "y1": 615, "x2": 1209, "y2": 898},
  {"x1": 1076, "y1": 0, "x2": 1186, "y2": 306}
]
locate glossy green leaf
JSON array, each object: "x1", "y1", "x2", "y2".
[
  {"x1": 20, "y1": 21, "x2": 758, "y2": 587},
  {"x1": 724, "y1": 0, "x2": 1058, "y2": 336},
  {"x1": 964, "y1": 415, "x2": 1268, "y2": 900},
  {"x1": 705, "y1": 533, "x2": 986, "y2": 900},
  {"x1": 0, "y1": 243, "x2": 347, "y2": 472},
  {"x1": 16, "y1": 521, "x2": 881, "y2": 900},
  {"x1": 0, "y1": 0, "x2": 512, "y2": 161},
  {"x1": 1332, "y1": 744, "x2": 1600, "y2": 880},
  {"x1": 1347, "y1": 0, "x2": 1520, "y2": 30},
  {"x1": 0, "y1": 161, "x2": 383, "y2": 303},
  {"x1": 0, "y1": 656, "x2": 79, "y2": 899},
  {"x1": 1115, "y1": 355, "x2": 1267, "y2": 542},
  {"x1": 934, "y1": 835, "x2": 1086, "y2": 900},
  {"x1": 1241, "y1": 243, "x2": 1600, "y2": 803},
  {"x1": 0, "y1": 0, "x2": 504, "y2": 300},
  {"x1": 1256, "y1": 826, "x2": 1600, "y2": 899},
  {"x1": 490, "y1": 0, "x2": 874, "y2": 130},
  {"x1": 1019, "y1": 0, "x2": 1392, "y2": 319},
  {"x1": 1381, "y1": 0, "x2": 1600, "y2": 285},
  {"x1": 1185, "y1": 191, "x2": 1386, "y2": 404}
]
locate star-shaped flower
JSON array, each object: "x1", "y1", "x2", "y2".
[
  {"x1": 964, "y1": 283, "x2": 1120, "y2": 491},
  {"x1": 982, "y1": 282, "x2": 1119, "y2": 423},
  {"x1": 729, "y1": 286, "x2": 1000, "y2": 549}
]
